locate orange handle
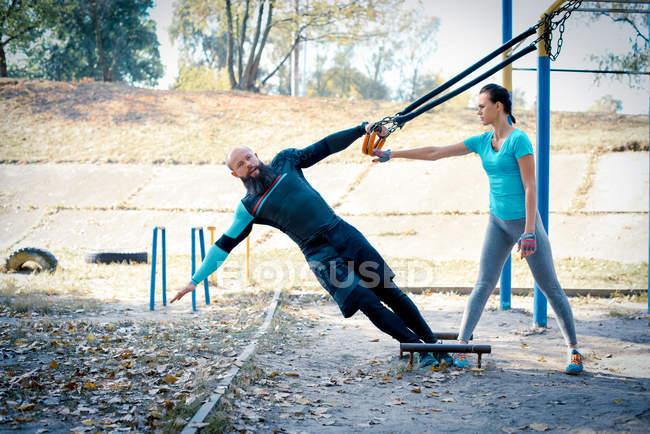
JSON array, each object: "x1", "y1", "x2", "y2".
[{"x1": 362, "y1": 133, "x2": 370, "y2": 155}]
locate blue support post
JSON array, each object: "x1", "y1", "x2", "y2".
[
  {"x1": 198, "y1": 228, "x2": 210, "y2": 305},
  {"x1": 535, "y1": 54, "x2": 550, "y2": 327},
  {"x1": 190, "y1": 227, "x2": 210, "y2": 312},
  {"x1": 161, "y1": 227, "x2": 167, "y2": 306},
  {"x1": 150, "y1": 227, "x2": 158, "y2": 311},
  {"x1": 500, "y1": 0, "x2": 513, "y2": 311},
  {"x1": 191, "y1": 228, "x2": 197, "y2": 312}
]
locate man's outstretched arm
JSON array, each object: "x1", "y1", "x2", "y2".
[
  {"x1": 171, "y1": 202, "x2": 254, "y2": 303},
  {"x1": 295, "y1": 122, "x2": 375, "y2": 169}
]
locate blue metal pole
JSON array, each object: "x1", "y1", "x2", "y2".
[
  {"x1": 500, "y1": 0, "x2": 513, "y2": 311},
  {"x1": 150, "y1": 227, "x2": 157, "y2": 311},
  {"x1": 199, "y1": 228, "x2": 210, "y2": 305},
  {"x1": 161, "y1": 227, "x2": 167, "y2": 306},
  {"x1": 535, "y1": 54, "x2": 550, "y2": 327},
  {"x1": 191, "y1": 228, "x2": 197, "y2": 312}
]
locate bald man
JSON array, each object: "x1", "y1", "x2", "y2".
[{"x1": 171, "y1": 122, "x2": 446, "y2": 368}]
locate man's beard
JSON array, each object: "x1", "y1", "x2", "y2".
[{"x1": 241, "y1": 162, "x2": 278, "y2": 196}]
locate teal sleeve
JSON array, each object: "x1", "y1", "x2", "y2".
[
  {"x1": 464, "y1": 132, "x2": 489, "y2": 154},
  {"x1": 191, "y1": 202, "x2": 254, "y2": 285},
  {"x1": 513, "y1": 131, "x2": 534, "y2": 159},
  {"x1": 225, "y1": 202, "x2": 255, "y2": 238},
  {"x1": 191, "y1": 243, "x2": 228, "y2": 285}
]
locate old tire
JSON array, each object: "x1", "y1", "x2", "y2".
[
  {"x1": 85, "y1": 251, "x2": 148, "y2": 265},
  {"x1": 6, "y1": 247, "x2": 58, "y2": 273}
]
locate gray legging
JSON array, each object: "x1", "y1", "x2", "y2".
[{"x1": 458, "y1": 212, "x2": 578, "y2": 346}]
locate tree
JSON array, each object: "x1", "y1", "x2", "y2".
[
  {"x1": 16, "y1": 0, "x2": 163, "y2": 85},
  {"x1": 173, "y1": 62, "x2": 228, "y2": 91},
  {"x1": 589, "y1": 94, "x2": 623, "y2": 113},
  {"x1": 588, "y1": 2, "x2": 648, "y2": 88},
  {"x1": 0, "y1": 0, "x2": 56, "y2": 77},
  {"x1": 307, "y1": 47, "x2": 389, "y2": 100},
  {"x1": 170, "y1": 0, "x2": 404, "y2": 92}
]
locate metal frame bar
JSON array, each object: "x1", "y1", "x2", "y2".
[
  {"x1": 574, "y1": 7, "x2": 650, "y2": 13},
  {"x1": 191, "y1": 227, "x2": 210, "y2": 312},
  {"x1": 582, "y1": 1, "x2": 650, "y2": 4},
  {"x1": 500, "y1": 0, "x2": 513, "y2": 312},
  {"x1": 149, "y1": 226, "x2": 167, "y2": 311},
  {"x1": 514, "y1": 67, "x2": 649, "y2": 74}
]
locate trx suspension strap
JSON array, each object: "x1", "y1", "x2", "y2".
[{"x1": 361, "y1": 0, "x2": 583, "y2": 156}]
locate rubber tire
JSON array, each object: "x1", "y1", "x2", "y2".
[
  {"x1": 85, "y1": 251, "x2": 148, "y2": 265},
  {"x1": 6, "y1": 247, "x2": 58, "y2": 273}
]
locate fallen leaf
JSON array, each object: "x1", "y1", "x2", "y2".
[
  {"x1": 164, "y1": 374, "x2": 178, "y2": 384},
  {"x1": 18, "y1": 403, "x2": 36, "y2": 411},
  {"x1": 284, "y1": 373, "x2": 299, "y2": 377},
  {"x1": 614, "y1": 398, "x2": 622, "y2": 404},
  {"x1": 411, "y1": 387, "x2": 421, "y2": 393},
  {"x1": 49, "y1": 360, "x2": 58, "y2": 369}
]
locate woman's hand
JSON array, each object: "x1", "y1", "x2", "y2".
[
  {"x1": 517, "y1": 233, "x2": 536, "y2": 259},
  {"x1": 170, "y1": 282, "x2": 196, "y2": 303},
  {"x1": 373, "y1": 148, "x2": 391, "y2": 163}
]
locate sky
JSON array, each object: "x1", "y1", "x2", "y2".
[{"x1": 149, "y1": 0, "x2": 649, "y2": 115}]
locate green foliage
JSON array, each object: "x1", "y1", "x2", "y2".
[
  {"x1": 170, "y1": 0, "x2": 406, "y2": 92},
  {"x1": 588, "y1": 2, "x2": 649, "y2": 88},
  {"x1": 172, "y1": 62, "x2": 229, "y2": 91},
  {"x1": 0, "y1": 0, "x2": 57, "y2": 76},
  {"x1": 306, "y1": 48, "x2": 389, "y2": 100},
  {"x1": 12, "y1": 0, "x2": 162, "y2": 85},
  {"x1": 589, "y1": 94, "x2": 623, "y2": 113}
]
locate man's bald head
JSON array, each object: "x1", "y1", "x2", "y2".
[
  {"x1": 227, "y1": 146, "x2": 263, "y2": 179},
  {"x1": 226, "y1": 146, "x2": 255, "y2": 170}
]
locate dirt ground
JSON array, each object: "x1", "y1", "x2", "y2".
[{"x1": 217, "y1": 290, "x2": 650, "y2": 433}]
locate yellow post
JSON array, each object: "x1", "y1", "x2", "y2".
[
  {"x1": 245, "y1": 235, "x2": 251, "y2": 285},
  {"x1": 207, "y1": 226, "x2": 216, "y2": 244}
]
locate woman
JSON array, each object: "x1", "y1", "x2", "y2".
[{"x1": 374, "y1": 83, "x2": 583, "y2": 375}]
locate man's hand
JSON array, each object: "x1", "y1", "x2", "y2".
[
  {"x1": 373, "y1": 148, "x2": 391, "y2": 163},
  {"x1": 365, "y1": 122, "x2": 388, "y2": 137},
  {"x1": 170, "y1": 282, "x2": 196, "y2": 303},
  {"x1": 517, "y1": 233, "x2": 536, "y2": 259}
]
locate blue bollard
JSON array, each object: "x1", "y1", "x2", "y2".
[
  {"x1": 198, "y1": 228, "x2": 210, "y2": 305},
  {"x1": 191, "y1": 227, "x2": 210, "y2": 311},
  {"x1": 150, "y1": 226, "x2": 167, "y2": 311}
]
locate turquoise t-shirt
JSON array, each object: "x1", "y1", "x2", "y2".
[{"x1": 464, "y1": 129, "x2": 534, "y2": 220}]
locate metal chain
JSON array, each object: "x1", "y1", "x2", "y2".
[{"x1": 534, "y1": 0, "x2": 583, "y2": 61}]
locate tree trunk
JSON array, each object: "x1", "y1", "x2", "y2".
[
  {"x1": 237, "y1": 0, "x2": 250, "y2": 84},
  {"x1": 225, "y1": 0, "x2": 237, "y2": 88},
  {"x1": 290, "y1": 0, "x2": 300, "y2": 96},
  {"x1": 246, "y1": 0, "x2": 274, "y2": 90},
  {"x1": 241, "y1": 1, "x2": 265, "y2": 91},
  {"x1": 91, "y1": 1, "x2": 109, "y2": 81},
  {"x1": 0, "y1": 41, "x2": 7, "y2": 77}
]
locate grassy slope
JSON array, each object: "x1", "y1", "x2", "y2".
[{"x1": 1, "y1": 78, "x2": 648, "y2": 165}]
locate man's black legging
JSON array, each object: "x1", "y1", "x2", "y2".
[{"x1": 354, "y1": 283, "x2": 438, "y2": 345}]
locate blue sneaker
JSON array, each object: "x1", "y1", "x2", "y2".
[
  {"x1": 418, "y1": 352, "x2": 440, "y2": 369},
  {"x1": 450, "y1": 352, "x2": 471, "y2": 368},
  {"x1": 566, "y1": 349, "x2": 583, "y2": 375}
]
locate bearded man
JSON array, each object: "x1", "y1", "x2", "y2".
[{"x1": 170, "y1": 122, "x2": 447, "y2": 368}]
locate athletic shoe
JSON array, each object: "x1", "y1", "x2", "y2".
[
  {"x1": 566, "y1": 349, "x2": 583, "y2": 375},
  {"x1": 450, "y1": 352, "x2": 471, "y2": 368},
  {"x1": 418, "y1": 352, "x2": 439, "y2": 369}
]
